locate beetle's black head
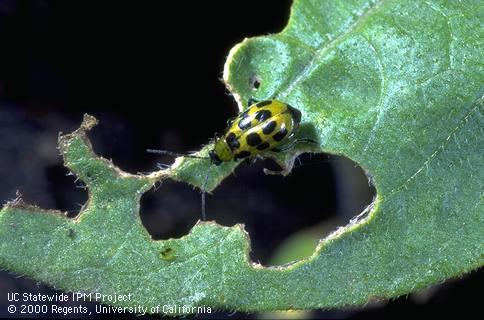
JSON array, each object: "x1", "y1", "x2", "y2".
[
  {"x1": 287, "y1": 105, "x2": 302, "y2": 124},
  {"x1": 208, "y1": 150, "x2": 222, "y2": 166}
]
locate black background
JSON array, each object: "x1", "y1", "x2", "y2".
[{"x1": 0, "y1": 0, "x2": 480, "y2": 319}]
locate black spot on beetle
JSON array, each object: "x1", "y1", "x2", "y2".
[
  {"x1": 256, "y1": 100, "x2": 272, "y2": 108},
  {"x1": 256, "y1": 142, "x2": 270, "y2": 151},
  {"x1": 234, "y1": 151, "x2": 251, "y2": 160},
  {"x1": 262, "y1": 120, "x2": 277, "y2": 134},
  {"x1": 225, "y1": 132, "x2": 240, "y2": 150},
  {"x1": 238, "y1": 116, "x2": 252, "y2": 130},
  {"x1": 246, "y1": 132, "x2": 262, "y2": 146},
  {"x1": 255, "y1": 110, "x2": 272, "y2": 122},
  {"x1": 273, "y1": 128, "x2": 288, "y2": 142}
]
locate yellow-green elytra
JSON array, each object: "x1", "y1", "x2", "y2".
[{"x1": 208, "y1": 99, "x2": 302, "y2": 165}]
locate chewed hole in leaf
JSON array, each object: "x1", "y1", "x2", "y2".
[
  {"x1": 215, "y1": 153, "x2": 375, "y2": 266},
  {"x1": 142, "y1": 152, "x2": 375, "y2": 267},
  {"x1": 141, "y1": 180, "x2": 200, "y2": 240}
]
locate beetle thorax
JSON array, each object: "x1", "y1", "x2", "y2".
[{"x1": 210, "y1": 137, "x2": 233, "y2": 165}]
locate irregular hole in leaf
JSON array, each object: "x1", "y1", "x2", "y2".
[
  {"x1": 211, "y1": 153, "x2": 375, "y2": 266},
  {"x1": 141, "y1": 152, "x2": 375, "y2": 267},
  {"x1": 0, "y1": 106, "x2": 82, "y2": 213},
  {"x1": 85, "y1": 114, "x2": 160, "y2": 174},
  {"x1": 332, "y1": 156, "x2": 377, "y2": 222},
  {"x1": 266, "y1": 154, "x2": 377, "y2": 266},
  {"x1": 45, "y1": 164, "x2": 89, "y2": 218}
]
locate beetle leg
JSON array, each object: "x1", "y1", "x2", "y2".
[{"x1": 244, "y1": 156, "x2": 257, "y2": 165}]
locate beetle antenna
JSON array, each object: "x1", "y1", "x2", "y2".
[
  {"x1": 148, "y1": 148, "x2": 212, "y2": 220},
  {"x1": 146, "y1": 149, "x2": 208, "y2": 159}
]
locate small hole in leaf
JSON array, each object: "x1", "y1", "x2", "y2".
[
  {"x1": 250, "y1": 75, "x2": 261, "y2": 90},
  {"x1": 141, "y1": 180, "x2": 200, "y2": 240}
]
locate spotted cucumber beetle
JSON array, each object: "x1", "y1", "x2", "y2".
[{"x1": 148, "y1": 98, "x2": 315, "y2": 219}]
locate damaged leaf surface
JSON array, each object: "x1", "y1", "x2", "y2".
[{"x1": 1, "y1": 0, "x2": 483, "y2": 314}]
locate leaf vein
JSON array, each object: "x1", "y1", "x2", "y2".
[
  {"x1": 423, "y1": 1, "x2": 455, "y2": 70},
  {"x1": 361, "y1": 35, "x2": 389, "y2": 153},
  {"x1": 388, "y1": 94, "x2": 483, "y2": 196},
  {"x1": 106, "y1": 225, "x2": 137, "y2": 266}
]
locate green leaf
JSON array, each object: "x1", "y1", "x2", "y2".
[
  {"x1": 224, "y1": 0, "x2": 484, "y2": 306},
  {"x1": 1, "y1": 0, "x2": 483, "y2": 315}
]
